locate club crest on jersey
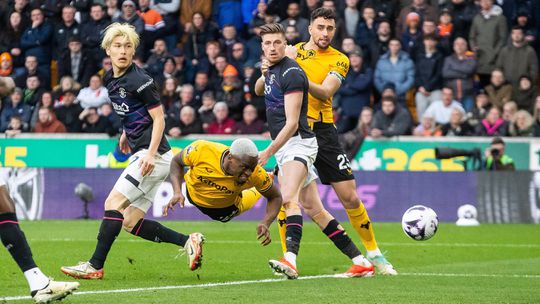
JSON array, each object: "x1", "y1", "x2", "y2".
[{"x1": 119, "y1": 87, "x2": 127, "y2": 98}]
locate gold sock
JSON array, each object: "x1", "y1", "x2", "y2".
[
  {"x1": 277, "y1": 206, "x2": 287, "y2": 254},
  {"x1": 346, "y1": 202, "x2": 378, "y2": 251}
]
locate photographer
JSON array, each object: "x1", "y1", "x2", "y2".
[{"x1": 484, "y1": 137, "x2": 515, "y2": 171}]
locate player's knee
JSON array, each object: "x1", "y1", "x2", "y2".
[{"x1": 340, "y1": 190, "x2": 361, "y2": 209}]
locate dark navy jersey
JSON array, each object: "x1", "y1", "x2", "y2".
[
  {"x1": 104, "y1": 64, "x2": 170, "y2": 154},
  {"x1": 264, "y1": 57, "x2": 314, "y2": 140}
]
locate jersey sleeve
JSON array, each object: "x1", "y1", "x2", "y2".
[
  {"x1": 251, "y1": 167, "x2": 273, "y2": 193},
  {"x1": 329, "y1": 55, "x2": 349, "y2": 83},
  {"x1": 281, "y1": 63, "x2": 306, "y2": 95},
  {"x1": 136, "y1": 75, "x2": 161, "y2": 109},
  {"x1": 181, "y1": 140, "x2": 203, "y2": 166}
]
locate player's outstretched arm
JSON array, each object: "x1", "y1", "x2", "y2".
[
  {"x1": 259, "y1": 91, "x2": 303, "y2": 166},
  {"x1": 163, "y1": 151, "x2": 186, "y2": 216},
  {"x1": 257, "y1": 183, "x2": 283, "y2": 246},
  {"x1": 308, "y1": 74, "x2": 342, "y2": 101}
]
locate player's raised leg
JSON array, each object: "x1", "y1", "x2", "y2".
[
  {"x1": 332, "y1": 180, "x2": 397, "y2": 275},
  {"x1": 268, "y1": 161, "x2": 306, "y2": 279},
  {"x1": 0, "y1": 184, "x2": 79, "y2": 303},
  {"x1": 300, "y1": 181, "x2": 374, "y2": 277}
]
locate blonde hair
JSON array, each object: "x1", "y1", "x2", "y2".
[{"x1": 101, "y1": 23, "x2": 140, "y2": 50}]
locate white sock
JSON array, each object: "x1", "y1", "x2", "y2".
[
  {"x1": 352, "y1": 255, "x2": 372, "y2": 267},
  {"x1": 367, "y1": 248, "x2": 382, "y2": 258},
  {"x1": 24, "y1": 267, "x2": 49, "y2": 292},
  {"x1": 284, "y1": 252, "x2": 297, "y2": 268}
]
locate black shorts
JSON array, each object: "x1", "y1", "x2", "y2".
[
  {"x1": 185, "y1": 188, "x2": 239, "y2": 222},
  {"x1": 312, "y1": 122, "x2": 354, "y2": 185}
]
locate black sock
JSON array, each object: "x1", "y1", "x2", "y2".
[
  {"x1": 0, "y1": 213, "x2": 37, "y2": 272},
  {"x1": 130, "y1": 219, "x2": 188, "y2": 246},
  {"x1": 323, "y1": 219, "x2": 362, "y2": 259},
  {"x1": 285, "y1": 215, "x2": 303, "y2": 255},
  {"x1": 89, "y1": 210, "x2": 123, "y2": 269}
]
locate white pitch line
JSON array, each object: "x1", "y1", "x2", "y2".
[
  {"x1": 27, "y1": 239, "x2": 540, "y2": 248},
  {"x1": 1, "y1": 272, "x2": 539, "y2": 302}
]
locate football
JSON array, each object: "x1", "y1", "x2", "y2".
[{"x1": 401, "y1": 205, "x2": 439, "y2": 241}]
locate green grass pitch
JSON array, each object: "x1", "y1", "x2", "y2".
[{"x1": 1, "y1": 221, "x2": 539, "y2": 303}]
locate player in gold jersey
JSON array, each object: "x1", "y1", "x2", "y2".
[
  {"x1": 163, "y1": 138, "x2": 282, "y2": 247},
  {"x1": 280, "y1": 7, "x2": 397, "y2": 275}
]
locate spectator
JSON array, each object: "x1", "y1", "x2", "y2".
[
  {"x1": 219, "y1": 24, "x2": 243, "y2": 61},
  {"x1": 355, "y1": 5, "x2": 377, "y2": 50},
  {"x1": 396, "y1": 0, "x2": 437, "y2": 34},
  {"x1": 339, "y1": 106, "x2": 373, "y2": 159},
  {"x1": 216, "y1": 64, "x2": 244, "y2": 121},
  {"x1": 341, "y1": 38, "x2": 358, "y2": 56},
  {"x1": 166, "y1": 83, "x2": 194, "y2": 121},
  {"x1": 79, "y1": 106, "x2": 114, "y2": 134},
  {"x1": 415, "y1": 34, "x2": 444, "y2": 119},
  {"x1": 512, "y1": 75, "x2": 537, "y2": 111},
  {"x1": 413, "y1": 114, "x2": 442, "y2": 137},
  {"x1": 280, "y1": 2, "x2": 309, "y2": 42},
  {"x1": 80, "y1": 4, "x2": 111, "y2": 63},
  {"x1": 105, "y1": 0, "x2": 121, "y2": 20},
  {"x1": 0, "y1": 88, "x2": 31, "y2": 131},
  {"x1": 235, "y1": 104, "x2": 267, "y2": 135},
  {"x1": 166, "y1": 105, "x2": 203, "y2": 138},
  {"x1": 441, "y1": 0, "x2": 477, "y2": 39},
  {"x1": 15, "y1": 56, "x2": 50, "y2": 90},
  {"x1": 400, "y1": 12, "x2": 422, "y2": 53},
  {"x1": 320, "y1": 0, "x2": 346, "y2": 47},
  {"x1": 370, "y1": 95, "x2": 412, "y2": 138},
  {"x1": 374, "y1": 39, "x2": 415, "y2": 104},
  {"x1": 99, "y1": 102, "x2": 121, "y2": 135},
  {"x1": 466, "y1": 90, "x2": 492, "y2": 128},
  {"x1": 52, "y1": 5, "x2": 80, "y2": 58},
  {"x1": 483, "y1": 137, "x2": 515, "y2": 171},
  {"x1": 156, "y1": 56, "x2": 183, "y2": 89},
  {"x1": 441, "y1": 108, "x2": 473, "y2": 136},
  {"x1": 54, "y1": 89, "x2": 83, "y2": 132},
  {"x1": 243, "y1": 61, "x2": 265, "y2": 119},
  {"x1": 193, "y1": 71, "x2": 210, "y2": 107},
  {"x1": 145, "y1": 39, "x2": 169, "y2": 78},
  {"x1": 160, "y1": 77, "x2": 179, "y2": 112},
  {"x1": 137, "y1": 0, "x2": 165, "y2": 59},
  {"x1": 184, "y1": 12, "x2": 220, "y2": 67},
  {"x1": 515, "y1": 12, "x2": 537, "y2": 47},
  {"x1": 229, "y1": 42, "x2": 248, "y2": 76},
  {"x1": 171, "y1": 48, "x2": 189, "y2": 84},
  {"x1": 5, "y1": 115, "x2": 25, "y2": 137},
  {"x1": 198, "y1": 91, "x2": 216, "y2": 130},
  {"x1": 475, "y1": 106, "x2": 509, "y2": 136},
  {"x1": 0, "y1": 12, "x2": 27, "y2": 71},
  {"x1": 97, "y1": 57, "x2": 113, "y2": 79},
  {"x1": 180, "y1": 0, "x2": 212, "y2": 34},
  {"x1": 77, "y1": 75, "x2": 110, "y2": 109},
  {"x1": 206, "y1": 101, "x2": 235, "y2": 134},
  {"x1": 367, "y1": 19, "x2": 391, "y2": 67},
  {"x1": 364, "y1": 0, "x2": 399, "y2": 25},
  {"x1": 58, "y1": 36, "x2": 95, "y2": 87},
  {"x1": 533, "y1": 96, "x2": 540, "y2": 136},
  {"x1": 198, "y1": 41, "x2": 221, "y2": 82},
  {"x1": 22, "y1": 75, "x2": 44, "y2": 108},
  {"x1": 485, "y1": 69, "x2": 512, "y2": 109},
  {"x1": 424, "y1": 86, "x2": 466, "y2": 125},
  {"x1": 149, "y1": 0, "x2": 180, "y2": 51},
  {"x1": 0, "y1": 53, "x2": 14, "y2": 77},
  {"x1": 300, "y1": 0, "x2": 321, "y2": 20},
  {"x1": 502, "y1": 101, "x2": 518, "y2": 123},
  {"x1": 336, "y1": 47, "x2": 373, "y2": 134},
  {"x1": 29, "y1": 91, "x2": 54, "y2": 130},
  {"x1": 342, "y1": 0, "x2": 360, "y2": 40},
  {"x1": 509, "y1": 110, "x2": 534, "y2": 137},
  {"x1": 113, "y1": 0, "x2": 144, "y2": 35},
  {"x1": 469, "y1": 0, "x2": 508, "y2": 87},
  {"x1": 52, "y1": 76, "x2": 81, "y2": 104},
  {"x1": 285, "y1": 25, "x2": 301, "y2": 45},
  {"x1": 21, "y1": 8, "x2": 53, "y2": 67},
  {"x1": 496, "y1": 26, "x2": 538, "y2": 88},
  {"x1": 34, "y1": 107, "x2": 67, "y2": 133},
  {"x1": 442, "y1": 37, "x2": 476, "y2": 111}
]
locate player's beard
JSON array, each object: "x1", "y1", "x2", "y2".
[{"x1": 315, "y1": 38, "x2": 331, "y2": 50}]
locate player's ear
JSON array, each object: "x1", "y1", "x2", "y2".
[{"x1": 105, "y1": 48, "x2": 111, "y2": 56}]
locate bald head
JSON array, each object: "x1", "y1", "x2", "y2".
[{"x1": 0, "y1": 77, "x2": 15, "y2": 98}]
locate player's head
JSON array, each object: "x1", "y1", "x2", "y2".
[
  {"x1": 260, "y1": 23, "x2": 286, "y2": 64},
  {"x1": 0, "y1": 76, "x2": 16, "y2": 98},
  {"x1": 101, "y1": 23, "x2": 140, "y2": 70},
  {"x1": 227, "y1": 138, "x2": 259, "y2": 184},
  {"x1": 309, "y1": 7, "x2": 336, "y2": 50}
]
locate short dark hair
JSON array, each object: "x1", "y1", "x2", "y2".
[
  {"x1": 423, "y1": 33, "x2": 438, "y2": 41},
  {"x1": 259, "y1": 23, "x2": 285, "y2": 37},
  {"x1": 381, "y1": 95, "x2": 396, "y2": 104},
  {"x1": 491, "y1": 137, "x2": 505, "y2": 146},
  {"x1": 511, "y1": 25, "x2": 524, "y2": 33},
  {"x1": 310, "y1": 7, "x2": 336, "y2": 23}
]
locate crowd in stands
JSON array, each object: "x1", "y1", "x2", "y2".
[{"x1": 0, "y1": 0, "x2": 539, "y2": 140}]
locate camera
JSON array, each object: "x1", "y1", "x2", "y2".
[{"x1": 491, "y1": 148, "x2": 500, "y2": 157}]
